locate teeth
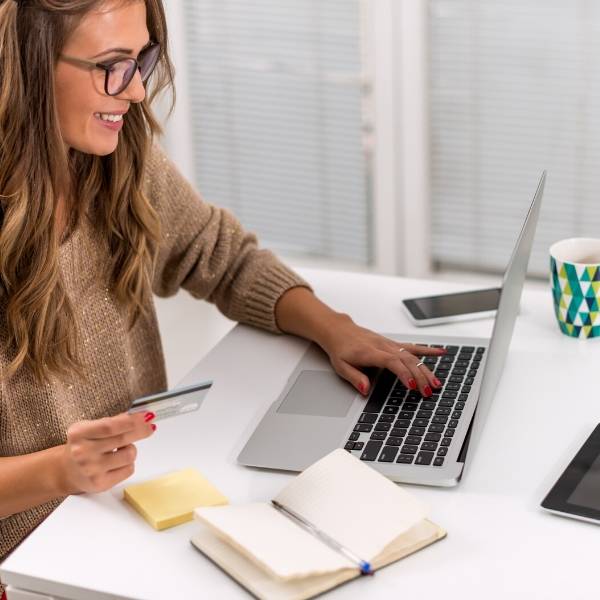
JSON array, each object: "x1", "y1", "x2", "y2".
[{"x1": 95, "y1": 113, "x2": 123, "y2": 122}]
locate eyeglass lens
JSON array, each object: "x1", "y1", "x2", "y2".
[{"x1": 106, "y1": 44, "x2": 161, "y2": 96}]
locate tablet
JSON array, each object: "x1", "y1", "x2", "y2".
[{"x1": 541, "y1": 423, "x2": 600, "y2": 524}]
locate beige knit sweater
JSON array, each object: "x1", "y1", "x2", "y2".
[{"x1": 0, "y1": 144, "x2": 308, "y2": 589}]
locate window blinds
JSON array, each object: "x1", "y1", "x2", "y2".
[
  {"x1": 181, "y1": 0, "x2": 371, "y2": 264},
  {"x1": 429, "y1": 0, "x2": 600, "y2": 277}
]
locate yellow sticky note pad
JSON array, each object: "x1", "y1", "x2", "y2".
[{"x1": 124, "y1": 468, "x2": 228, "y2": 530}]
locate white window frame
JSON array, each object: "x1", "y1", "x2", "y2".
[{"x1": 161, "y1": 0, "x2": 431, "y2": 277}]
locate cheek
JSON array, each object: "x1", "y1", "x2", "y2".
[{"x1": 54, "y1": 65, "x2": 102, "y2": 148}]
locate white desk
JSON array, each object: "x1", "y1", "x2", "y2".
[{"x1": 2, "y1": 268, "x2": 600, "y2": 600}]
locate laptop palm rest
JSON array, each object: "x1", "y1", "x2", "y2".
[
  {"x1": 277, "y1": 371, "x2": 354, "y2": 418},
  {"x1": 238, "y1": 345, "x2": 363, "y2": 472}
]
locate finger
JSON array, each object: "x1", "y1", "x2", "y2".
[
  {"x1": 93, "y1": 421, "x2": 156, "y2": 453},
  {"x1": 100, "y1": 463, "x2": 136, "y2": 490},
  {"x1": 332, "y1": 359, "x2": 372, "y2": 395},
  {"x1": 396, "y1": 343, "x2": 447, "y2": 357},
  {"x1": 394, "y1": 353, "x2": 436, "y2": 397},
  {"x1": 68, "y1": 412, "x2": 150, "y2": 443},
  {"x1": 102, "y1": 444, "x2": 138, "y2": 471}
]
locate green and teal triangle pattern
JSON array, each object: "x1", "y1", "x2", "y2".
[{"x1": 551, "y1": 256, "x2": 600, "y2": 338}]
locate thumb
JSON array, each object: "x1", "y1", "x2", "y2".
[{"x1": 333, "y1": 360, "x2": 371, "y2": 396}]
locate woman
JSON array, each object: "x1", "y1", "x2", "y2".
[{"x1": 0, "y1": 0, "x2": 443, "y2": 595}]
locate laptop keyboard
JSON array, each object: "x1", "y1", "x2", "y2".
[{"x1": 344, "y1": 344, "x2": 485, "y2": 467}]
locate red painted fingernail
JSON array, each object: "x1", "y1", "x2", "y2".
[
  {"x1": 424, "y1": 386, "x2": 432, "y2": 397},
  {"x1": 151, "y1": 423, "x2": 157, "y2": 431},
  {"x1": 433, "y1": 378, "x2": 442, "y2": 387},
  {"x1": 144, "y1": 412, "x2": 156, "y2": 422},
  {"x1": 408, "y1": 379, "x2": 417, "y2": 389},
  {"x1": 358, "y1": 382, "x2": 365, "y2": 394}
]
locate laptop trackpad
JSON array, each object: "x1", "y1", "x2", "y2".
[{"x1": 276, "y1": 370, "x2": 354, "y2": 418}]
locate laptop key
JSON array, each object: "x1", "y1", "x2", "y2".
[
  {"x1": 349, "y1": 432, "x2": 360, "y2": 441},
  {"x1": 370, "y1": 431, "x2": 387, "y2": 441},
  {"x1": 445, "y1": 428, "x2": 455, "y2": 437},
  {"x1": 435, "y1": 407, "x2": 451, "y2": 416},
  {"x1": 378, "y1": 414, "x2": 395, "y2": 423},
  {"x1": 354, "y1": 441, "x2": 364, "y2": 450},
  {"x1": 387, "y1": 397, "x2": 402, "y2": 407},
  {"x1": 416, "y1": 410, "x2": 432, "y2": 419},
  {"x1": 449, "y1": 419, "x2": 459, "y2": 428},
  {"x1": 425, "y1": 432, "x2": 441, "y2": 442},
  {"x1": 383, "y1": 406, "x2": 399, "y2": 414},
  {"x1": 465, "y1": 377, "x2": 475, "y2": 386},
  {"x1": 433, "y1": 457, "x2": 445, "y2": 466},
  {"x1": 399, "y1": 411, "x2": 415, "y2": 420},
  {"x1": 415, "y1": 451, "x2": 434, "y2": 465},
  {"x1": 406, "y1": 435, "x2": 422, "y2": 445},
  {"x1": 476, "y1": 347, "x2": 485, "y2": 353},
  {"x1": 432, "y1": 415, "x2": 448, "y2": 424},
  {"x1": 378, "y1": 445, "x2": 399, "y2": 462},
  {"x1": 445, "y1": 346, "x2": 459, "y2": 354},
  {"x1": 363, "y1": 370, "x2": 394, "y2": 413},
  {"x1": 420, "y1": 442, "x2": 438, "y2": 452},
  {"x1": 451, "y1": 411, "x2": 462, "y2": 420},
  {"x1": 361, "y1": 440, "x2": 383, "y2": 461},
  {"x1": 455, "y1": 402, "x2": 465, "y2": 410},
  {"x1": 401, "y1": 444, "x2": 419, "y2": 454},
  {"x1": 442, "y1": 391, "x2": 457, "y2": 399},
  {"x1": 439, "y1": 400, "x2": 454, "y2": 408},
  {"x1": 359, "y1": 413, "x2": 378, "y2": 424},
  {"x1": 441, "y1": 438, "x2": 452, "y2": 447},
  {"x1": 455, "y1": 360, "x2": 469, "y2": 368},
  {"x1": 409, "y1": 427, "x2": 426, "y2": 436},
  {"x1": 344, "y1": 441, "x2": 355, "y2": 450},
  {"x1": 421, "y1": 401, "x2": 436, "y2": 411},
  {"x1": 437, "y1": 447, "x2": 448, "y2": 456},
  {"x1": 452, "y1": 367, "x2": 467, "y2": 375},
  {"x1": 375, "y1": 422, "x2": 391, "y2": 432},
  {"x1": 446, "y1": 383, "x2": 461, "y2": 391},
  {"x1": 462, "y1": 385, "x2": 472, "y2": 393},
  {"x1": 428, "y1": 424, "x2": 444, "y2": 433},
  {"x1": 414, "y1": 418, "x2": 430, "y2": 427},
  {"x1": 396, "y1": 454, "x2": 414, "y2": 464},
  {"x1": 403, "y1": 402, "x2": 419, "y2": 411},
  {"x1": 390, "y1": 427, "x2": 407, "y2": 437},
  {"x1": 449, "y1": 376, "x2": 464, "y2": 383},
  {"x1": 387, "y1": 436, "x2": 403, "y2": 446},
  {"x1": 395, "y1": 419, "x2": 411, "y2": 428},
  {"x1": 354, "y1": 423, "x2": 372, "y2": 432}
]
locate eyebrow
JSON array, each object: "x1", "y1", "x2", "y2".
[{"x1": 91, "y1": 40, "x2": 151, "y2": 59}]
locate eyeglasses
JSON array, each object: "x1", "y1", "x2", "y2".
[{"x1": 60, "y1": 42, "x2": 161, "y2": 96}]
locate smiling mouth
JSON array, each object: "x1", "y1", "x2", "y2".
[{"x1": 94, "y1": 112, "x2": 124, "y2": 123}]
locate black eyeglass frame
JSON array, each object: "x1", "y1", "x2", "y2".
[{"x1": 59, "y1": 42, "x2": 161, "y2": 97}]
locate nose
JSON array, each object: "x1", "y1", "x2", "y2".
[{"x1": 117, "y1": 68, "x2": 146, "y2": 103}]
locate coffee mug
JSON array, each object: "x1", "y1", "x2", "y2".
[{"x1": 550, "y1": 237, "x2": 600, "y2": 338}]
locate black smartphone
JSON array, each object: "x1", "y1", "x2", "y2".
[{"x1": 402, "y1": 287, "x2": 501, "y2": 326}]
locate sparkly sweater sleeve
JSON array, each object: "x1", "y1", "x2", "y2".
[{"x1": 144, "y1": 143, "x2": 311, "y2": 332}]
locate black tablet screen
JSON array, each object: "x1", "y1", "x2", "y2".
[{"x1": 568, "y1": 453, "x2": 600, "y2": 510}]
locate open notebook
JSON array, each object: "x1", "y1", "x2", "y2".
[{"x1": 191, "y1": 449, "x2": 445, "y2": 600}]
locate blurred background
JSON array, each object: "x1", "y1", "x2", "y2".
[{"x1": 154, "y1": 0, "x2": 600, "y2": 383}]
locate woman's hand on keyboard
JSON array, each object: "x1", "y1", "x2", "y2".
[{"x1": 317, "y1": 314, "x2": 446, "y2": 398}]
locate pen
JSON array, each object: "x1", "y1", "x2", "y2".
[{"x1": 271, "y1": 500, "x2": 373, "y2": 575}]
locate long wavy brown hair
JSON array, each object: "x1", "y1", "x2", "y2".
[{"x1": 0, "y1": 0, "x2": 174, "y2": 382}]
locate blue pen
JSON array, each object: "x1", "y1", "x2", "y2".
[{"x1": 271, "y1": 500, "x2": 374, "y2": 575}]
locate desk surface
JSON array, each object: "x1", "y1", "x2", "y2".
[{"x1": 2, "y1": 268, "x2": 600, "y2": 600}]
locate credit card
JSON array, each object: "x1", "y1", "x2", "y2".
[{"x1": 128, "y1": 381, "x2": 213, "y2": 421}]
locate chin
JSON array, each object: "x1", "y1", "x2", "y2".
[{"x1": 70, "y1": 139, "x2": 119, "y2": 156}]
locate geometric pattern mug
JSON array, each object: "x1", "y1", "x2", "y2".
[{"x1": 550, "y1": 237, "x2": 600, "y2": 338}]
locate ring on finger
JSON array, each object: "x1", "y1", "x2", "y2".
[
  {"x1": 415, "y1": 361, "x2": 425, "y2": 368},
  {"x1": 398, "y1": 347, "x2": 406, "y2": 353}
]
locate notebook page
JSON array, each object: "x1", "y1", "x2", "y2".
[
  {"x1": 194, "y1": 503, "x2": 355, "y2": 580},
  {"x1": 274, "y1": 449, "x2": 426, "y2": 560}
]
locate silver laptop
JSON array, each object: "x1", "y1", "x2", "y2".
[{"x1": 239, "y1": 174, "x2": 545, "y2": 486}]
